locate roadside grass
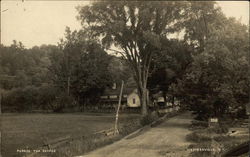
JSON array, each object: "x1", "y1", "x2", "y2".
[
  {"x1": 1, "y1": 113, "x2": 140, "y2": 157},
  {"x1": 186, "y1": 119, "x2": 249, "y2": 157},
  {"x1": 51, "y1": 119, "x2": 141, "y2": 157},
  {"x1": 50, "y1": 111, "x2": 181, "y2": 157},
  {"x1": 186, "y1": 130, "x2": 212, "y2": 143}
]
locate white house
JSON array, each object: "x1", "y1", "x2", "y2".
[{"x1": 100, "y1": 83, "x2": 140, "y2": 108}]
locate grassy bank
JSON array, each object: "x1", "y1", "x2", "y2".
[
  {"x1": 186, "y1": 118, "x2": 249, "y2": 157},
  {"x1": 1, "y1": 113, "x2": 140, "y2": 157},
  {"x1": 48, "y1": 111, "x2": 180, "y2": 157}
]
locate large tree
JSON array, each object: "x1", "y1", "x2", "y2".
[
  {"x1": 77, "y1": 1, "x2": 187, "y2": 115},
  {"x1": 174, "y1": 2, "x2": 249, "y2": 119},
  {"x1": 49, "y1": 27, "x2": 112, "y2": 106},
  {"x1": 148, "y1": 39, "x2": 193, "y2": 105}
]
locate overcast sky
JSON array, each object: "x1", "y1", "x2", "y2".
[{"x1": 1, "y1": 1, "x2": 249, "y2": 48}]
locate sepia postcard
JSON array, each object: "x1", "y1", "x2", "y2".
[{"x1": 0, "y1": 1, "x2": 249, "y2": 157}]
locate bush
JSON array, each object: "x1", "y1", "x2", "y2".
[
  {"x1": 186, "y1": 131, "x2": 212, "y2": 143},
  {"x1": 2, "y1": 86, "x2": 39, "y2": 112},
  {"x1": 2, "y1": 85, "x2": 59, "y2": 112},
  {"x1": 189, "y1": 120, "x2": 208, "y2": 130},
  {"x1": 213, "y1": 135, "x2": 233, "y2": 142},
  {"x1": 52, "y1": 92, "x2": 77, "y2": 112},
  {"x1": 140, "y1": 111, "x2": 159, "y2": 126},
  {"x1": 208, "y1": 126, "x2": 228, "y2": 134},
  {"x1": 36, "y1": 84, "x2": 58, "y2": 110},
  {"x1": 119, "y1": 120, "x2": 141, "y2": 136}
]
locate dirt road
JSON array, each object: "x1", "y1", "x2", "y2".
[{"x1": 79, "y1": 112, "x2": 194, "y2": 157}]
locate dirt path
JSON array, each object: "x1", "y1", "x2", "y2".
[{"x1": 79, "y1": 112, "x2": 194, "y2": 157}]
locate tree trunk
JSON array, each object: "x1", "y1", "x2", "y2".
[
  {"x1": 172, "y1": 96, "x2": 175, "y2": 105},
  {"x1": 67, "y1": 76, "x2": 70, "y2": 96},
  {"x1": 141, "y1": 87, "x2": 148, "y2": 116},
  {"x1": 163, "y1": 91, "x2": 167, "y2": 107}
]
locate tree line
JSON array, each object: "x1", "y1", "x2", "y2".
[
  {"x1": 0, "y1": 34, "x2": 130, "y2": 112},
  {"x1": 0, "y1": 1, "x2": 249, "y2": 120}
]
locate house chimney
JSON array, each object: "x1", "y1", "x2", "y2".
[{"x1": 112, "y1": 83, "x2": 116, "y2": 89}]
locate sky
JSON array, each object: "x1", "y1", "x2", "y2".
[{"x1": 1, "y1": 1, "x2": 249, "y2": 48}]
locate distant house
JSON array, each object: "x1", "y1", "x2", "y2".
[
  {"x1": 152, "y1": 91, "x2": 171, "y2": 106},
  {"x1": 246, "y1": 103, "x2": 250, "y2": 115},
  {"x1": 100, "y1": 83, "x2": 180, "y2": 111},
  {"x1": 152, "y1": 91, "x2": 181, "y2": 113},
  {"x1": 100, "y1": 83, "x2": 140, "y2": 108}
]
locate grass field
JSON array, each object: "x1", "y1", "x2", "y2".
[{"x1": 1, "y1": 113, "x2": 140, "y2": 157}]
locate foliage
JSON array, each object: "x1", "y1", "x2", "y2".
[
  {"x1": 2, "y1": 86, "x2": 38, "y2": 112},
  {"x1": 0, "y1": 41, "x2": 61, "y2": 112},
  {"x1": 140, "y1": 111, "x2": 159, "y2": 126},
  {"x1": 148, "y1": 39, "x2": 193, "y2": 104},
  {"x1": 0, "y1": 32, "x2": 129, "y2": 112},
  {"x1": 77, "y1": 1, "x2": 188, "y2": 115},
  {"x1": 2, "y1": 85, "x2": 58, "y2": 112},
  {"x1": 53, "y1": 92, "x2": 77, "y2": 112},
  {"x1": 189, "y1": 120, "x2": 208, "y2": 130},
  {"x1": 186, "y1": 131, "x2": 212, "y2": 143},
  {"x1": 1, "y1": 1, "x2": 248, "y2": 119},
  {"x1": 173, "y1": 2, "x2": 249, "y2": 119},
  {"x1": 108, "y1": 56, "x2": 132, "y2": 83},
  {"x1": 49, "y1": 28, "x2": 112, "y2": 105},
  {"x1": 0, "y1": 42, "x2": 54, "y2": 89}
]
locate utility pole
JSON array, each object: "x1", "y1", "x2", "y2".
[{"x1": 114, "y1": 80, "x2": 124, "y2": 135}]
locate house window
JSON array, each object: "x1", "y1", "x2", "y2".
[
  {"x1": 109, "y1": 95, "x2": 117, "y2": 99},
  {"x1": 133, "y1": 98, "x2": 136, "y2": 104},
  {"x1": 101, "y1": 96, "x2": 108, "y2": 99}
]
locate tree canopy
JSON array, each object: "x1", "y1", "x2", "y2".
[
  {"x1": 77, "y1": 1, "x2": 188, "y2": 115},
  {"x1": 174, "y1": 6, "x2": 249, "y2": 119},
  {"x1": 49, "y1": 27, "x2": 112, "y2": 105}
]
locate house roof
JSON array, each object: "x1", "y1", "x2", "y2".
[
  {"x1": 102, "y1": 84, "x2": 137, "y2": 96},
  {"x1": 100, "y1": 84, "x2": 137, "y2": 102}
]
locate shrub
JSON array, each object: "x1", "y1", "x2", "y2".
[
  {"x1": 208, "y1": 126, "x2": 228, "y2": 134},
  {"x1": 213, "y1": 135, "x2": 233, "y2": 142},
  {"x1": 140, "y1": 111, "x2": 159, "y2": 126},
  {"x1": 119, "y1": 120, "x2": 141, "y2": 136},
  {"x1": 2, "y1": 85, "x2": 59, "y2": 112},
  {"x1": 189, "y1": 120, "x2": 208, "y2": 130},
  {"x1": 192, "y1": 120, "x2": 208, "y2": 127},
  {"x1": 186, "y1": 131, "x2": 212, "y2": 143},
  {"x1": 2, "y1": 86, "x2": 39, "y2": 112},
  {"x1": 36, "y1": 84, "x2": 58, "y2": 110},
  {"x1": 52, "y1": 93, "x2": 76, "y2": 112}
]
